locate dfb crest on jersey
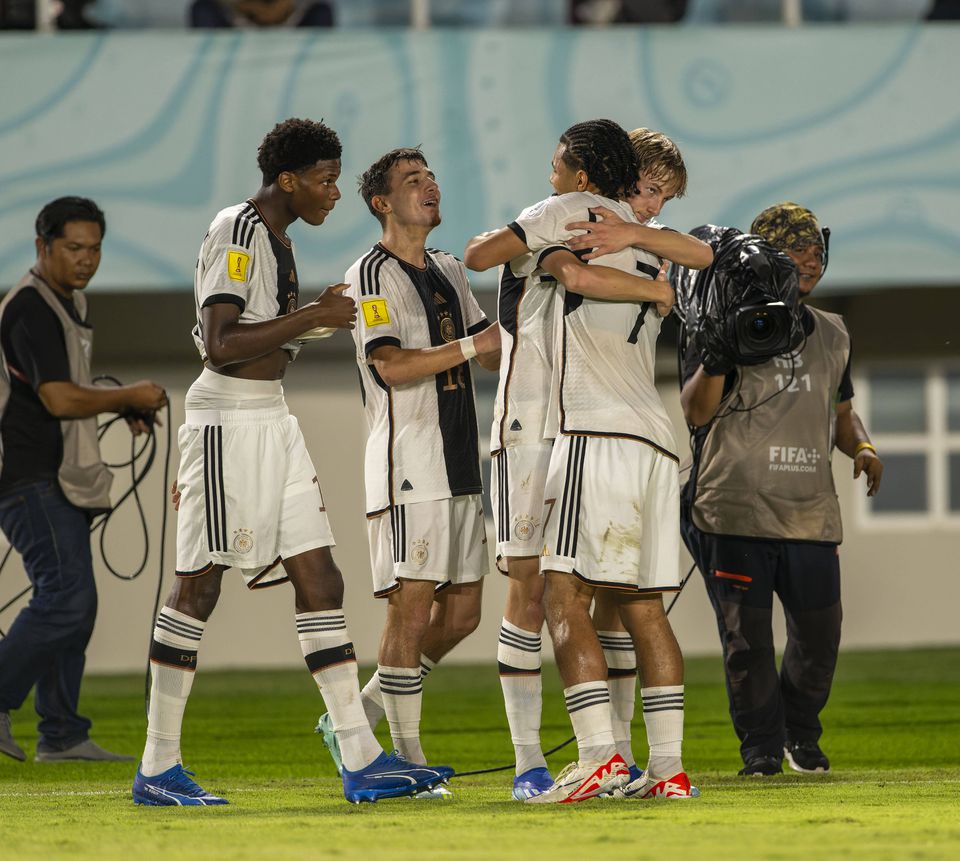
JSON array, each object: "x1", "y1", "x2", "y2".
[{"x1": 439, "y1": 310, "x2": 456, "y2": 343}]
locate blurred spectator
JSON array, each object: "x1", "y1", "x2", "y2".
[
  {"x1": 1, "y1": 0, "x2": 102, "y2": 29},
  {"x1": 570, "y1": 0, "x2": 688, "y2": 23},
  {"x1": 927, "y1": 0, "x2": 960, "y2": 18},
  {"x1": 189, "y1": 0, "x2": 334, "y2": 28}
]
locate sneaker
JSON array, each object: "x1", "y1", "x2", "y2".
[
  {"x1": 617, "y1": 771, "x2": 700, "y2": 799},
  {"x1": 512, "y1": 766, "x2": 554, "y2": 801},
  {"x1": 524, "y1": 754, "x2": 628, "y2": 804},
  {"x1": 628, "y1": 763, "x2": 644, "y2": 783},
  {"x1": 132, "y1": 763, "x2": 229, "y2": 806},
  {"x1": 36, "y1": 739, "x2": 135, "y2": 762},
  {"x1": 738, "y1": 754, "x2": 783, "y2": 776},
  {"x1": 341, "y1": 751, "x2": 454, "y2": 804},
  {"x1": 0, "y1": 712, "x2": 26, "y2": 762},
  {"x1": 315, "y1": 713, "x2": 343, "y2": 777},
  {"x1": 784, "y1": 740, "x2": 830, "y2": 774}
]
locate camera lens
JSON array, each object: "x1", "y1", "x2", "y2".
[{"x1": 749, "y1": 313, "x2": 773, "y2": 340}]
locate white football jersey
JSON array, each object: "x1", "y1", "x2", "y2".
[
  {"x1": 345, "y1": 244, "x2": 489, "y2": 515},
  {"x1": 192, "y1": 200, "x2": 302, "y2": 362},
  {"x1": 493, "y1": 191, "x2": 674, "y2": 455}
]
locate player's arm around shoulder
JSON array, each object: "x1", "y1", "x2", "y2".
[
  {"x1": 834, "y1": 399, "x2": 883, "y2": 497},
  {"x1": 463, "y1": 226, "x2": 529, "y2": 272},
  {"x1": 565, "y1": 206, "x2": 713, "y2": 269}
]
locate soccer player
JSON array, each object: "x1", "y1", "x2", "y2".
[
  {"x1": 132, "y1": 119, "x2": 452, "y2": 807},
  {"x1": 464, "y1": 119, "x2": 699, "y2": 802},
  {"x1": 563, "y1": 128, "x2": 711, "y2": 794},
  {"x1": 330, "y1": 147, "x2": 500, "y2": 780}
]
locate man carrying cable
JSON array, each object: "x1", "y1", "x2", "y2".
[
  {"x1": 679, "y1": 202, "x2": 883, "y2": 777},
  {"x1": 0, "y1": 197, "x2": 166, "y2": 763}
]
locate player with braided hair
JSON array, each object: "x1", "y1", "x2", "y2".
[
  {"x1": 465, "y1": 119, "x2": 700, "y2": 803},
  {"x1": 554, "y1": 118, "x2": 643, "y2": 200}
]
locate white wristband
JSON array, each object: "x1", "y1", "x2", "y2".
[{"x1": 459, "y1": 335, "x2": 477, "y2": 361}]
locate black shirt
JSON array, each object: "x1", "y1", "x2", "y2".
[{"x1": 0, "y1": 286, "x2": 82, "y2": 494}]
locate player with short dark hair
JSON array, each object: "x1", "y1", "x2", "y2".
[
  {"x1": 318, "y1": 149, "x2": 499, "y2": 791},
  {"x1": 132, "y1": 119, "x2": 452, "y2": 807}
]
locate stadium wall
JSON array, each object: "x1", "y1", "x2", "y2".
[
  {"x1": 2, "y1": 26, "x2": 960, "y2": 292},
  {"x1": 1, "y1": 26, "x2": 958, "y2": 671}
]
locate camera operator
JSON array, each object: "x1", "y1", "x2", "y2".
[
  {"x1": 679, "y1": 202, "x2": 882, "y2": 777},
  {"x1": 0, "y1": 197, "x2": 167, "y2": 762}
]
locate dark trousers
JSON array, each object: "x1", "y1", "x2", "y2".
[
  {"x1": 0, "y1": 480, "x2": 96, "y2": 750},
  {"x1": 681, "y1": 517, "x2": 842, "y2": 763}
]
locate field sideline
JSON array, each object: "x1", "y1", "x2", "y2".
[{"x1": 1, "y1": 648, "x2": 958, "y2": 861}]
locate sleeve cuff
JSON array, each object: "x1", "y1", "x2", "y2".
[
  {"x1": 467, "y1": 319, "x2": 489, "y2": 337},
  {"x1": 365, "y1": 336, "x2": 401, "y2": 357},
  {"x1": 506, "y1": 221, "x2": 527, "y2": 245},
  {"x1": 201, "y1": 293, "x2": 246, "y2": 312},
  {"x1": 537, "y1": 245, "x2": 570, "y2": 267}
]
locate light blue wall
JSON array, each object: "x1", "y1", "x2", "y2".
[{"x1": 1, "y1": 26, "x2": 958, "y2": 292}]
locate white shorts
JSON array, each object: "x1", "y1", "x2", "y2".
[
  {"x1": 367, "y1": 495, "x2": 489, "y2": 598},
  {"x1": 175, "y1": 369, "x2": 335, "y2": 589},
  {"x1": 540, "y1": 434, "x2": 680, "y2": 592},
  {"x1": 490, "y1": 442, "x2": 553, "y2": 571}
]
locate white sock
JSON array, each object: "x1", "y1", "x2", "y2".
[
  {"x1": 297, "y1": 610, "x2": 381, "y2": 772},
  {"x1": 598, "y1": 630, "x2": 637, "y2": 769},
  {"x1": 378, "y1": 664, "x2": 425, "y2": 764},
  {"x1": 141, "y1": 607, "x2": 204, "y2": 776},
  {"x1": 641, "y1": 685, "x2": 685, "y2": 778},
  {"x1": 360, "y1": 653, "x2": 435, "y2": 731},
  {"x1": 564, "y1": 681, "x2": 616, "y2": 763},
  {"x1": 498, "y1": 619, "x2": 547, "y2": 776}
]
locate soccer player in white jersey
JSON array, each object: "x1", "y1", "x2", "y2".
[
  {"x1": 561, "y1": 129, "x2": 711, "y2": 797},
  {"x1": 465, "y1": 119, "x2": 701, "y2": 802},
  {"x1": 132, "y1": 120, "x2": 452, "y2": 807},
  {"x1": 330, "y1": 148, "x2": 500, "y2": 778}
]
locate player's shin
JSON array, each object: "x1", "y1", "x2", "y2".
[
  {"x1": 359, "y1": 653, "x2": 435, "y2": 731},
  {"x1": 599, "y1": 630, "x2": 638, "y2": 771},
  {"x1": 564, "y1": 680, "x2": 617, "y2": 763},
  {"x1": 297, "y1": 610, "x2": 382, "y2": 771},
  {"x1": 498, "y1": 618, "x2": 547, "y2": 775},
  {"x1": 641, "y1": 685, "x2": 685, "y2": 778},
  {"x1": 142, "y1": 608, "x2": 205, "y2": 776},
  {"x1": 378, "y1": 665, "x2": 426, "y2": 764}
]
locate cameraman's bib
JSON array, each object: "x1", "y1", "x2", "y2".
[{"x1": 692, "y1": 308, "x2": 849, "y2": 543}]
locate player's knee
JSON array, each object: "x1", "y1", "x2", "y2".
[
  {"x1": 448, "y1": 606, "x2": 482, "y2": 643},
  {"x1": 169, "y1": 572, "x2": 222, "y2": 621}
]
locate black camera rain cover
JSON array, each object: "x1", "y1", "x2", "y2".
[{"x1": 671, "y1": 225, "x2": 801, "y2": 365}]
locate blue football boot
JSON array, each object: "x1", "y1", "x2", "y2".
[
  {"x1": 342, "y1": 751, "x2": 454, "y2": 804},
  {"x1": 511, "y1": 766, "x2": 554, "y2": 801},
  {"x1": 132, "y1": 763, "x2": 228, "y2": 806}
]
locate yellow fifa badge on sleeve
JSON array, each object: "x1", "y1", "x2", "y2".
[
  {"x1": 227, "y1": 251, "x2": 250, "y2": 282},
  {"x1": 362, "y1": 299, "x2": 391, "y2": 327}
]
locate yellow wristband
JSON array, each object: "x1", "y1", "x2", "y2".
[{"x1": 854, "y1": 442, "x2": 877, "y2": 457}]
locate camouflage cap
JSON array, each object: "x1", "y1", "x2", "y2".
[{"x1": 750, "y1": 202, "x2": 823, "y2": 252}]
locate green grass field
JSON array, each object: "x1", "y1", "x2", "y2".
[{"x1": 2, "y1": 648, "x2": 959, "y2": 861}]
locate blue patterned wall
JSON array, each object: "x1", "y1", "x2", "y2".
[{"x1": 1, "y1": 27, "x2": 958, "y2": 292}]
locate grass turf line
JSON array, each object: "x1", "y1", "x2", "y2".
[{"x1": 1, "y1": 648, "x2": 958, "y2": 861}]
